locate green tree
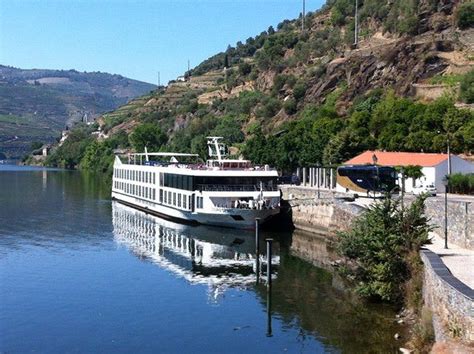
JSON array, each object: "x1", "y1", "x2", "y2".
[
  {"x1": 129, "y1": 123, "x2": 167, "y2": 152},
  {"x1": 338, "y1": 196, "x2": 432, "y2": 303}
]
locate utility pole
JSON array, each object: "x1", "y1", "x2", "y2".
[
  {"x1": 187, "y1": 59, "x2": 190, "y2": 73},
  {"x1": 157, "y1": 71, "x2": 160, "y2": 87},
  {"x1": 302, "y1": 0, "x2": 306, "y2": 32}
]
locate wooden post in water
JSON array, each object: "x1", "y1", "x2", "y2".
[
  {"x1": 255, "y1": 218, "x2": 260, "y2": 282},
  {"x1": 266, "y1": 277, "x2": 273, "y2": 337},
  {"x1": 266, "y1": 238, "x2": 273, "y2": 287}
]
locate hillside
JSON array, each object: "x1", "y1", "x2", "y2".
[
  {"x1": 0, "y1": 66, "x2": 156, "y2": 158},
  {"x1": 45, "y1": 0, "x2": 473, "y2": 172}
]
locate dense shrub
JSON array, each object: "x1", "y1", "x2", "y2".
[
  {"x1": 293, "y1": 81, "x2": 307, "y2": 101},
  {"x1": 238, "y1": 62, "x2": 252, "y2": 76},
  {"x1": 283, "y1": 98, "x2": 297, "y2": 115},
  {"x1": 448, "y1": 173, "x2": 474, "y2": 195},
  {"x1": 459, "y1": 70, "x2": 474, "y2": 103},
  {"x1": 457, "y1": 2, "x2": 474, "y2": 29},
  {"x1": 338, "y1": 196, "x2": 432, "y2": 303}
]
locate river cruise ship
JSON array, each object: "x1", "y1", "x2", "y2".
[{"x1": 111, "y1": 137, "x2": 280, "y2": 229}]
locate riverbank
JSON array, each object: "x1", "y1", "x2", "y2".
[{"x1": 280, "y1": 185, "x2": 474, "y2": 350}]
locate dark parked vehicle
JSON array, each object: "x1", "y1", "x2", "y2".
[{"x1": 277, "y1": 174, "x2": 301, "y2": 185}]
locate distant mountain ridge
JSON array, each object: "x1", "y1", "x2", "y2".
[{"x1": 0, "y1": 65, "x2": 156, "y2": 158}]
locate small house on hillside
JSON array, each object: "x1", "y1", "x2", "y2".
[{"x1": 344, "y1": 151, "x2": 474, "y2": 193}]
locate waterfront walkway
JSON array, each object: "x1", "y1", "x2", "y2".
[{"x1": 425, "y1": 232, "x2": 474, "y2": 289}]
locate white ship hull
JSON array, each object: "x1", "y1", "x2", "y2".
[{"x1": 111, "y1": 191, "x2": 280, "y2": 229}]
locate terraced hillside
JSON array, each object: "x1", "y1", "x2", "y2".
[
  {"x1": 45, "y1": 0, "x2": 473, "y2": 172},
  {"x1": 0, "y1": 66, "x2": 156, "y2": 158}
]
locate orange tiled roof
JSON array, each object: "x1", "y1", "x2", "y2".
[{"x1": 344, "y1": 151, "x2": 448, "y2": 167}]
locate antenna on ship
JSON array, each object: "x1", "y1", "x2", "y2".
[
  {"x1": 144, "y1": 146, "x2": 149, "y2": 162},
  {"x1": 207, "y1": 137, "x2": 227, "y2": 161}
]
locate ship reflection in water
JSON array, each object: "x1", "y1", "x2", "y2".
[{"x1": 112, "y1": 202, "x2": 279, "y2": 302}]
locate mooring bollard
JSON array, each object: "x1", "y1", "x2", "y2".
[{"x1": 255, "y1": 218, "x2": 260, "y2": 282}]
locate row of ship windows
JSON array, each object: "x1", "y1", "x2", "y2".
[
  {"x1": 159, "y1": 190, "x2": 195, "y2": 210},
  {"x1": 114, "y1": 181, "x2": 203, "y2": 211},
  {"x1": 115, "y1": 181, "x2": 156, "y2": 200},
  {"x1": 114, "y1": 168, "x2": 156, "y2": 184}
]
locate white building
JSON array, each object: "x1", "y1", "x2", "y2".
[{"x1": 344, "y1": 151, "x2": 474, "y2": 193}]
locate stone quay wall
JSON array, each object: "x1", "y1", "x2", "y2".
[
  {"x1": 425, "y1": 199, "x2": 474, "y2": 250},
  {"x1": 281, "y1": 186, "x2": 363, "y2": 235},
  {"x1": 288, "y1": 199, "x2": 363, "y2": 236},
  {"x1": 421, "y1": 249, "x2": 474, "y2": 344}
]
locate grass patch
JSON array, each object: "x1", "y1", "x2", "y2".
[{"x1": 428, "y1": 74, "x2": 464, "y2": 86}]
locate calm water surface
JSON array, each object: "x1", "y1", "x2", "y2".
[{"x1": 0, "y1": 165, "x2": 402, "y2": 353}]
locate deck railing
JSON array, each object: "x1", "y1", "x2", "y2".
[{"x1": 196, "y1": 184, "x2": 278, "y2": 192}]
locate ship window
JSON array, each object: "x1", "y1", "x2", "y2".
[
  {"x1": 159, "y1": 189, "x2": 163, "y2": 203},
  {"x1": 196, "y1": 196, "x2": 203, "y2": 209},
  {"x1": 168, "y1": 191, "x2": 171, "y2": 204},
  {"x1": 183, "y1": 195, "x2": 187, "y2": 209},
  {"x1": 173, "y1": 192, "x2": 176, "y2": 206},
  {"x1": 178, "y1": 194, "x2": 181, "y2": 207}
]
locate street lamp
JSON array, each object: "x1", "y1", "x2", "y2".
[{"x1": 442, "y1": 176, "x2": 449, "y2": 249}]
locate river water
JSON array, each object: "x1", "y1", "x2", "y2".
[{"x1": 0, "y1": 165, "x2": 403, "y2": 353}]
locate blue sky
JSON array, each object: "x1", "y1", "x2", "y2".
[{"x1": 1, "y1": 0, "x2": 325, "y2": 84}]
